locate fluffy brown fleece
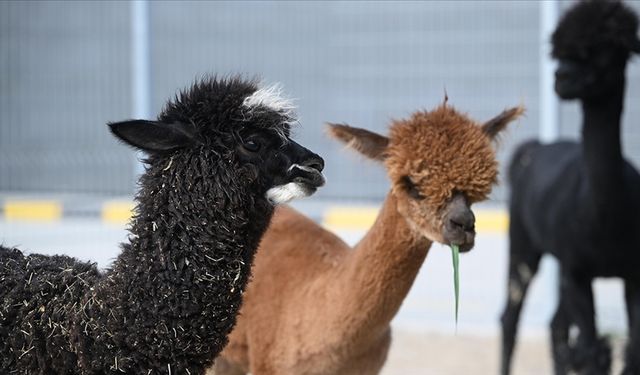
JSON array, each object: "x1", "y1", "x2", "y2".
[
  {"x1": 386, "y1": 103, "x2": 500, "y2": 210},
  {"x1": 210, "y1": 102, "x2": 523, "y2": 375}
]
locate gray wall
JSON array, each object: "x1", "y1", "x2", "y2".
[
  {"x1": 1, "y1": 1, "x2": 639, "y2": 201},
  {"x1": 0, "y1": 1, "x2": 133, "y2": 194}
]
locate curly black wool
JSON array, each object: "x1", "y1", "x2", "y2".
[
  {"x1": 552, "y1": 0, "x2": 640, "y2": 59},
  {"x1": 0, "y1": 76, "x2": 303, "y2": 374}
]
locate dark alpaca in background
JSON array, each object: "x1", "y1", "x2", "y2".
[
  {"x1": 500, "y1": 1, "x2": 640, "y2": 375},
  {"x1": 0, "y1": 76, "x2": 325, "y2": 374}
]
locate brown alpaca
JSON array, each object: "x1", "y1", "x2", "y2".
[{"x1": 209, "y1": 103, "x2": 524, "y2": 375}]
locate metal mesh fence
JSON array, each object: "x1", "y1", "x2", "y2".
[{"x1": 1, "y1": 1, "x2": 638, "y2": 201}]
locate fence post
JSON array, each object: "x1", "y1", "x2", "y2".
[
  {"x1": 539, "y1": 0, "x2": 560, "y2": 320},
  {"x1": 131, "y1": 0, "x2": 152, "y2": 179},
  {"x1": 539, "y1": 0, "x2": 559, "y2": 143}
]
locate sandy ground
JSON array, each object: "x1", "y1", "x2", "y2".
[
  {"x1": 382, "y1": 329, "x2": 549, "y2": 375},
  {"x1": 381, "y1": 328, "x2": 626, "y2": 375}
]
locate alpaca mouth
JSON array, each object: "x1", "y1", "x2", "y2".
[
  {"x1": 443, "y1": 230, "x2": 475, "y2": 253},
  {"x1": 449, "y1": 239, "x2": 474, "y2": 253},
  {"x1": 289, "y1": 164, "x2": 325, "y2": 189},
  {"x1": 266, "y1": 165, "x2": 325, "y2": 204},
  {"x1": 554, "y1": 69, "x2": 594, "y2": 100},
  {"x1": 554, "y1": 79, "x2": 583, "y2": 100}
]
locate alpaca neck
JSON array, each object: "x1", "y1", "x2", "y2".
[
  {"x1": 82, "y1": 156, "x2": 273, "y2": 369},
  {"x1": 581, "y1": 84, "x2": 625, "y2": 211},
  {"x1": 116, "y1": 159, "x2": 272, "y2": 295},
  {"x1": 332, "y1": 193, "x2": 431, "y2": 343}
]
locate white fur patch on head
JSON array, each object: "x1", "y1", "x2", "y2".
[
  {"x1": 266, "y1": 182, "x2": 311, "y2": 204},
  {"x1": 242, "y1": 83, "x2": 296, "y2": 123}
]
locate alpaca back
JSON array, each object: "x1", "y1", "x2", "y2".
[
  {"x1": 0, "y1": 246, "x2": 102, "y2": 373},
  {"x1": 508, "y1": 139, "x2": 640, "y2": 276}
]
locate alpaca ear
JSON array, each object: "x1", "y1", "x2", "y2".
[
  {"x1": 109, "y1": 120, "x2": 199, "y2": 153},
  {"x1": 481, "y1": 106, "x2": 525, "y2": 141},
  {"x1": 326, "y1": 123, "x2": 389, "y2": 162}
]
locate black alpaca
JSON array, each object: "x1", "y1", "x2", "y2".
[
  {"x1": 501, "y1": 1, "x2": 640, "y2": 374},
  {"x1": 0, "y1": 77, "x2": 325, "y2": 374}
]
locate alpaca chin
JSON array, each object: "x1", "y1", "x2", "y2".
[{"x1": 266, "y1": 182, "x2": 313, "y2": 204}]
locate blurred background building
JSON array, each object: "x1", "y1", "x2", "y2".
[{"x1": 2, "y1": 0, "x2": 638, "y2": 202}]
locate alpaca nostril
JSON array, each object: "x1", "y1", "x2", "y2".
[
  {"x1": 303, "y1": 157, "x2": 324, "y2": 173},
  {"x1": 449, "y1": 215, "x2": 475, "y2": 233},
  {"x1": 450, "y1": 219, "x2": 465, "y2": 231},
  {"x1": 450, "y1": 218, "x2": 463, "y2": 228}
]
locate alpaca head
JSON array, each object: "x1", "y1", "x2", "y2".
[
  {"x1": 552, "y1": 0, "x2": 640, "y2": 100},
  {"x1": 328, "y1": 103, "x2": 523, "y2": 252},
  {"x1": 109, "y1": 76, "x2": 325, "y2": 205}
]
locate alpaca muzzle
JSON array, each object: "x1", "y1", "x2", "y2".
[
  {"x1": 444, "y1": 216, "x2": 476, "y2": 253},
  {"x1": 289, "y1": 164, "x2": 325, "y2": 189},
  {"x1": 442, "y1": 195, "x2": 476, "y2": 253},
  {"x1": 265, "y1": 162, "x2": 325, "y2": 204}
]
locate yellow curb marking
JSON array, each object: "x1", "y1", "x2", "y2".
[
  {"x1": 2, "y1": 200, "x2": 510, "y2": 234},
  {"x1": 323, "y1": 207, "x2": 380, "y2": 230},
  {"x1": 322, "y1": 206, "x2": 508, "y2": 233},
  {"x1": 4, "y1": 200, "x2": 63, "y2": 221},
  {"x1": 475, "y1": 209, "x2": 509, "y2": 233},
  {"x1": 102, "y1": 201, "x2": 135, "y2": 224}
]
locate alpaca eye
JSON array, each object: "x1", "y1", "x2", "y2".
[
  {"x1": 243, "y1": 139, "x2": 261, "y2": 152},
  {"x1": 401, "y1": 176, "x2": 424, "y2": 200}
]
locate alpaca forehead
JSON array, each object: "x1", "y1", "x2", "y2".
[
  {"x1": 386, "y1": 112, "x2": 497, "y2": 200},
  {"x1": 388, "y1": 109, "x2": 489, "y2": 162},
  {"x1": 406, "y1": 154, "x2": 497, "y2": 192},
  {"x1": 161, "y1": 78, "x2": 296, "y2": 140},
  {"x1": 241, "y1": 83, "x2": 298, "y2": 140}
]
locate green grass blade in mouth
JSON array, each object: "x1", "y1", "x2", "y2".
[{"x1": 451, "y1": 244, "x2": 460, "y2": 328}]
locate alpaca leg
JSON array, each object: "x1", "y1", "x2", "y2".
[
  {"x1": 622, "y1": 281, "x2": 640, "y2": 375},
  {"x1": 625, "y1": 281, "x2": 637, "y2": 333},
  {"x1": 550, "y1": 294, "x2": 571, "y2": 375},
  {"x1": 562, "y1": 275, "x2": 611, "y2": 375},
  {"x1": 500, "y1": 223, "x2": 541, "y2": 375}
]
